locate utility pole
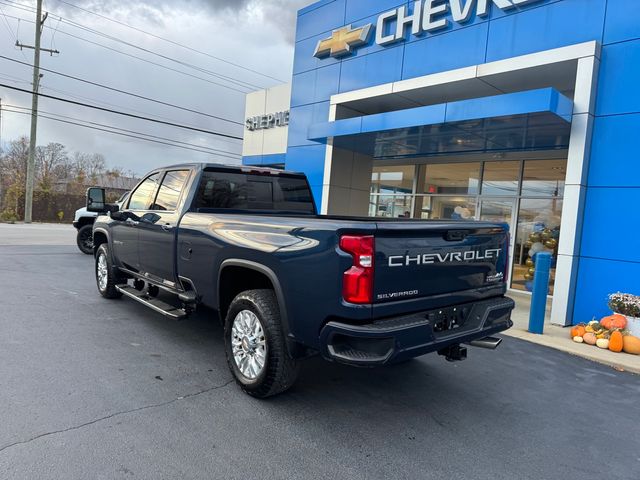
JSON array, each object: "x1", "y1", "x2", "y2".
[{"x1": 18, "y1": 0, "x2": 59, "y2": 223}]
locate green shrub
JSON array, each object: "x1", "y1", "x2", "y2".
[{"x1": 0, "y1": 210, "x2": 19, "y2": 223}]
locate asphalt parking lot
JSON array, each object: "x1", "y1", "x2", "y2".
[{"x1": 1, "y1": 223, "x2": 639, "y2": 480}]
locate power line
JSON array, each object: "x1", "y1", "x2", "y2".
[
  {"x1": 0, "y1": 81, "x2": 244, "y2": 140},
  {"x1": 0, "y1": 70, "x2": 32, "y2": 84},
  {"x1": 0, "y1": 59, "x2": 244, "y2": 146},
  {"x1": 0, "y1": 54, "x2": 245, "y2": 126},
  {"x1": 0, "y1": 2, "x2": 263, "y2": 92},
  {"x1": 58, "y1": 16, "x2": 263, "y2": 90},
  {"x1": 0, "y1": 8, "x2": 253, "y2": 94},
  {"x1": 36, "y1": 83, "x2": 244, "y2": 147},
  {"x1": 3, "y1": 106, "x2": 241, "y2": 159},
  {"x1": 6, "y1": 102, "x2": 241, "y2": 157},
  {"x1": 0, "y1": 2, "x2": 28, "y2": 60},
  {"x1": 0, "y1": 68, "x2": 201, "y2": 129},
  {"x1": 51, "y1": 0, "x2": 285, "y2": 84}
]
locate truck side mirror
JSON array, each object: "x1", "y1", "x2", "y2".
[{"x1": 86, "y1": 187, "x2": 106, "y2": 213}]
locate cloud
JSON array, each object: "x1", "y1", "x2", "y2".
[
  {"x1": 61, "y1": 0, "x2": 312, "y2": 42},
  {"x1": 0, "y1": 0, "x2": 311, "y2": 174}
]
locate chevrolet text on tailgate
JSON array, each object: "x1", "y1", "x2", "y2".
[{"x1": 86, "y1": 163, "x2": 515, "y2": 398}]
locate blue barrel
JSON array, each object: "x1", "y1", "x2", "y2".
[{"x1": 528, "y1": 252, "x2": 552, "y2": 334}]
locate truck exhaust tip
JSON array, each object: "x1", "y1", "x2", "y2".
[{"x1": 468, "y1": 336, "x2": 502, "y2": 350}]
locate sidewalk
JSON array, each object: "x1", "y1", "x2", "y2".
[{"x1": 504, "y1": 291, "x2": 640, "y2": 375}]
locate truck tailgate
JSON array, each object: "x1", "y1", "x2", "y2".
[{"x1": 373, "y1": 221, "x2": 509, "y2": 303}]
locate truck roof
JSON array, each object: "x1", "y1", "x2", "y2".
[{"x1": 157, "y1": 162, "x2": 305, "y2": 177}]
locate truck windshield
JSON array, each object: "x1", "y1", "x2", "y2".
[{"x1": 194, "y1": 169, "x2": 315, "y2": 214}]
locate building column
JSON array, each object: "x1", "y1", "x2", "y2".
[
  {"x1": 321, "y1": 146, "x2": 373, "y2": 215},
  {"x1": 321, "y1": 103, "x2": 374, "y2": 216},
  {"x1": 551, "y1": 53, "x2": 600, "y2": 326}
]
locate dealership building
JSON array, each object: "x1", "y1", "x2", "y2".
[{"x1": 242, "y1": 0, "x2": 640, "y2": 326}]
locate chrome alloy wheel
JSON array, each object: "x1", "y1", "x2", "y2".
[
  {"x1": 231, "y1": 310, "x2": 266, "y2": 380},
  {"x1": 97, "y1": 252, "x2": 108, "y2": 291}
]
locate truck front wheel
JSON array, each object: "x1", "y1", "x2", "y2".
[
  {"x1": 224, "y1": 289, "x2": 299, "y2": 398},
  {"x1": 95, "y1": 244, "x2": 123, "y2": 299}
]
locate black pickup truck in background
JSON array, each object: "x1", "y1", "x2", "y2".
[{"x1": 87, "y1": 163, "x2": 514, "y2": 398}]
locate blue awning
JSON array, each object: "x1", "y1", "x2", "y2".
[{"x1": 308, "y1": 88, "x2": 573, "y2": 159}]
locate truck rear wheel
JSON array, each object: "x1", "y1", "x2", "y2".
[
  {"x1": 95, "y1": 244, "x2": 122, "y2": 299},
  {"x1": 76, "y1": 224, "x2": 94, "y2": 255},
  {"x1": 224, "y1": 289, "x2": 299, "y2": 398}
]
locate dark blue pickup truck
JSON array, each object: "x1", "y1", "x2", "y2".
[{"x1": 87, "y1": 163, "x2": 514, "y2": 398}]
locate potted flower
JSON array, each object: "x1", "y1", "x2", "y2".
[{"x1": 608, "y1": 292, "x2": 640, "y2": 337}]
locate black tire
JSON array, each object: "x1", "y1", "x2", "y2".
[
  {"x1": 224, "y1": 289, "x2": 299, "y2": 398},
  {"x1": 76, "y1": 224, "x2": 94, "y2": 255},
  {"x1": 95, "y1": 243, "x2": 123, "y2": 299}
]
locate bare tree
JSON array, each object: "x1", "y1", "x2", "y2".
[
  {"x1": 1, "y1": 135, "x2": 135, "y2": 218},
  {"x1": 0, "y1": 136, "x2": 30, "y2": 215},
  {"x1": 35, "y1": 142, "x2": 69, "y2": 192}
]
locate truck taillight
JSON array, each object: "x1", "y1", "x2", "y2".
[{"x1": 340, "y1": 235, "x2": 374, "y2": 304}]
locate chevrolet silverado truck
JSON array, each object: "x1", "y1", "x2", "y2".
[{"x1": 86, "y1": 163, "x2": 514, "y2": 398}]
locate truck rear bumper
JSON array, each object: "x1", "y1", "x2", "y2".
[{"x1": 319, "y1": 296, "x2": 515, "y2": 366}]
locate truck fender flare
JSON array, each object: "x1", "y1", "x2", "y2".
[
  {"x1": 218, "y1": 259, "x2": 291, "y2": 339},
  {"x1": 93, "y1": 227, "x2": 117, "y2": 266},
  {"x1": 92, "y1": 227, "x2": 110, "y2": 252}
]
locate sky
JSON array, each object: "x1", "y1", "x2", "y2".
[{"x1": 0, "y1": 0, "x2": 310, "y2": 175}]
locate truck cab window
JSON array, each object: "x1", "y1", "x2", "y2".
[
  {"x1": 195, "y1": 170, "x2": 314, "y2": 214},
  {"x1": 128, "y1": 173, "x2": 160, "y2": 210},
  {"x1": 152, "y1": 170, "x2": 189, "y2": 211}
]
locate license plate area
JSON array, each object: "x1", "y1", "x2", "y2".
[{"x1": 428, "y1": 305, "x2": 471, "y2": 334}]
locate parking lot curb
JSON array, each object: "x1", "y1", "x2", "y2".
[{"x1": 503, "y1": 328, "x2": 640, "y2": 375}]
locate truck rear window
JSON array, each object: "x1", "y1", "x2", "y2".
[{"x1": 194, "y1": 170, "x2": 315, "y2": 214}]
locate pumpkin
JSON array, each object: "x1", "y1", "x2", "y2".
[
  {"x1": 601, "y1": 314, "x2": 627, "y2": 331},
  {"x1": 622, "y1": 335, "x2": 640, "y2": 355},
  {"x1": 609, "y1": 330, "x2": 624, "y2": 353},
  {"x1": 570, "y1": 325, "x2": 586, "y2": 338},
  {"x1": 596, "y1": 338, "x2": 609, "y2": 349},
  {"x1": 583, "y1": 332, "x2": 597, "y2": 345},
  {"x1": 573, "y1": 336, "x2": 584, "y2": 343}
]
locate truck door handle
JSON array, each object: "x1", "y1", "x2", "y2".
[{"x1": 161, "y1": 224, "x2": 173, "y2": 231}]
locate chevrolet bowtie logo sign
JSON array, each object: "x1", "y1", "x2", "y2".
[
  {"x1": 313, "y1": 24, "x2": 372, "y2": 59},
  {"x1": 312, "y1": 0, "x2": 540, "y2": 59}
]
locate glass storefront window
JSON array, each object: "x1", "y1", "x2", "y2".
[
  {"x1": 481, "y1": 161, "x2": 520, "y2": 196},
  {"x1": 521, "y1": 159, "x2": 567, "y2": 197},
  {"x1": 512, "y1": 198, "x2": 563, "y2": 295},
  {"x1": 479, "y1": 199, "x2": 514, "y2": 225},
  {"x1": 371, "y1": 165, "x2": 414, "y2": 195},
  {"x1": 369, "y1": 195, "x2": 412, "y2": 218},
  {"x1": 421, "y1": 162, "x2": 481, "y2": 195},
  {"x1": 419, "y1": 196, "x2": 476, "y2": 220},
  {"x1": 414, "y1": 196, "x2": 431, "y2": 219},
  {"x1": 368, "y1": 158, "x2": 568, "y2": 296}
]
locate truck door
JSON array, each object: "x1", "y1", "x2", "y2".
[
  {"x1": 137, "y1": 169, "x2": 191, "y2": 287},
  {"x1": 112, "y1": 172, "x2": 161, "y2": 271}
]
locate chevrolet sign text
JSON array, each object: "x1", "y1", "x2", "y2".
[
  {"x1": 314, "y1": 0, "x2": 541, "y2": 59},
  {"x1": 388, "y1": 248, "x2": 502, "y2": 267}
]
